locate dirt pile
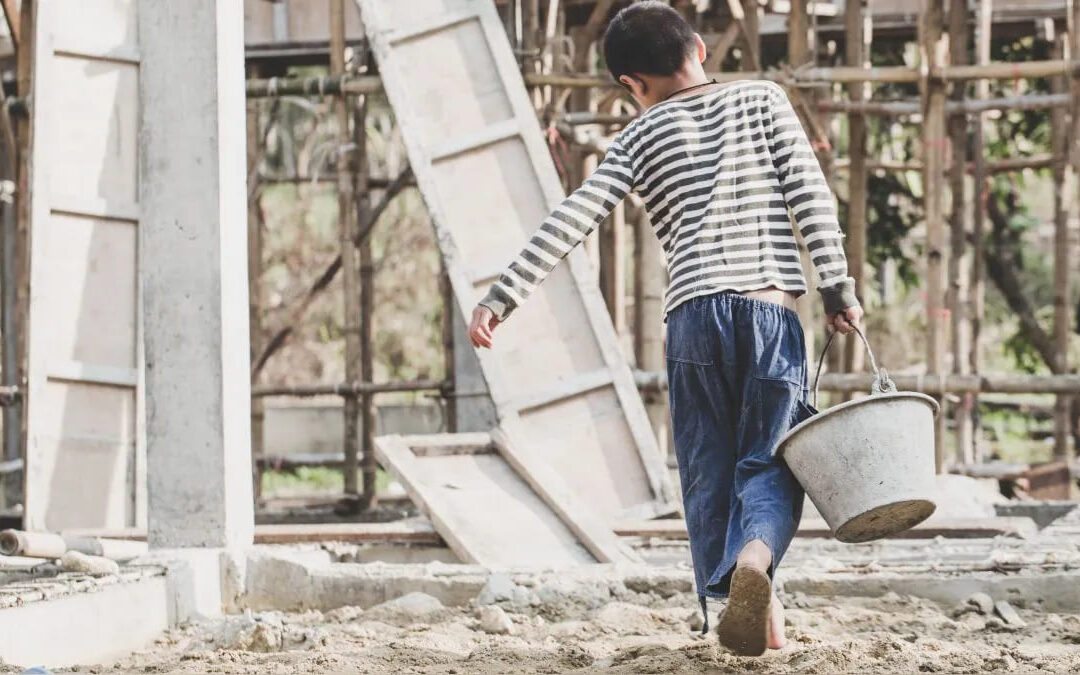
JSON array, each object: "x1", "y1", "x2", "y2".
[{"x1": 63, "y1": 588, "x2": 1080, "y2": 674}]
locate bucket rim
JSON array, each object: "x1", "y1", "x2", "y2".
[{"x1": 776, "y1": 391, "x2": 940, "y2": 457}]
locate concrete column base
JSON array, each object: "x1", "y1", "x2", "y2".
[{"x1": 134, "y1": 546, "x2": 249, "y2": 620}]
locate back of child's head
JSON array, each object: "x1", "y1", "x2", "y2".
[{"x1": 603, "y1": 2, "x2": 697, "y2": 85}]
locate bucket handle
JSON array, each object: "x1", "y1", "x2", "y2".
[{"x1": 812, "y1": 322, "x2": 896, "y2": 408}]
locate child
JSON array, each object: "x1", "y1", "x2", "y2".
[{"x1": 469, "y1": 1, "x2": 862, "y2": 656}]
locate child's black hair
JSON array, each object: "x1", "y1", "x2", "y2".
[{"x1": 603, "y1": 2, "x2": 697, "y2": 86}]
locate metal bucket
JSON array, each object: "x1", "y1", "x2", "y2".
[{"x1": 776, "y1": 326, "x2": 939, "y2": 543}]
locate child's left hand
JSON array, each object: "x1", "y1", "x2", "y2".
[{"x1": 828, "y1": 305, "x2": 863, "y2": 335}]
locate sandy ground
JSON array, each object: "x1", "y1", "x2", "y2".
[{"x1": 36, "y1": 590, "x2": 1080, "y2": 674}]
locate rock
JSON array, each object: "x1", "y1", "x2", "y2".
[
  {"x1": 59, "y1": 551, "x2": 119, "y2": 577},
  {"x1": 325, "y1": 605, "x2": 364, "y2": 623},
  {"x1": 478, "y1": 605, "x2": 515, "y2": 635},
  {"x1": 967, "y1": 592, "x2": 995, "y2": 615},
  {"x1": 685, "y1": 610, "x2": 704, "y2": 632},
  {"x1": 957, "y1": 613, "x2": 987, "y2": 631},
  {"x1": 993, "y1": 601, "x2": 1027, "y2": 628},
  {"x1": 476, "y1": 573, "x2": 517, "y2": 606},
  {"x1": 366, "y1": 592, "x2": 444, "y2": 621},
  {"x1": 246, "y1": 622, "x2": 283, "y2": 652}
]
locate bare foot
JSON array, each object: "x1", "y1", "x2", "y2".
[
  {"x1": 766, "y1": 592, "x2": 786, "y2": 649},
  {"x1": 736, "y1": 539, "x2": 772, "y2": 573}
]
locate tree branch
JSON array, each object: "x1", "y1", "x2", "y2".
[{"x1": 251, "y1": 166, "x2": 413, "y2": 379}]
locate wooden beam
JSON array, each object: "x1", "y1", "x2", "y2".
[
  {"x1": 633, "y1": 370, "x2": 1080, "y2": 395},
  {"x1": 630, "y1": 198, "x2": 668, "y2": 455},
  {"x1": 355, "y1": 91, "x2": 377, "y2": 510},
  {"x1": 1059, "y1": 0, "x2": 1080, "y2": 458},
  {"x1": 843, "y1": 0, "x2": 868, "y2": 378},
  {"x1": 949, "y1": 0, "x2": 974, "y2": 466},
  {"x1": 331, "y1": 0, "x2": 361, "y2": 501},
  {"x1": 921, "y1": 0, "x2": 949, "y2": 473},
  {"x1": 598, "y1": 201, "x2": 626, "y2": 336},
  {"x1": 703, "y1": 22, "x2": 739, "y2": 72},
  {"x1": 971, "y1": 3, "x2": 995, "y2": 436},
  {"x1": 247, "y1": 82, "x2": 266, "y2": 502},
  {"x1": 614, "y1": 517, "x2": 1038, "y2": 540}
]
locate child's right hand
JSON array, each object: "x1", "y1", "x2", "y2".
[{"x1": 468, "y1": 305, "x2": 500, "y2": 349}]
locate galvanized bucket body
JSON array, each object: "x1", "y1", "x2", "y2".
[
  {"x1": 777, "y1": 392, "x2": 939, "y2": 542},
  {"x1": 778, "y1": 324, "x2": 940, "y2": 543}
]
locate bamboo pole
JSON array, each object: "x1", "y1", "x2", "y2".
[
  {"x1": 949, "y1": 0, "x2": 974, "y2": 465},
  {"x1": 440, "y1": 264, "x2": 457, "y2": 433},
  {"x1": 12, "y1": 0, "x2": 33, "y2": 509},
  {"x1": 246, "y1": 84, "x2": 265, "y2": 501},
  {"x1": 1058, "y1": 0, "x2": 1080, "y2": 458},
  {"x1": 789, "y1": 0, "x2": 808, "y2": 69},
  {"x1": 251, "y1": 380, "x2": 446, "y2": 398},
  {"x1": 355, "y1": 92, "x2": 377, "y2": 511},
  {"x1": 629, "y1": 198, "x2": 667, "y2": 455},
  {"x1": 843, "y1": 0, "x2": 868, "y2": 378},
  {"x1": 921, "y1": 0, "x2": 948, "y2": 473},
  {"x1": 632, "y1": 371, "x2": 1080, "y2": 396},
  {"x1": 788, "y1": 0, "x2": 817, "y2": 366},
  {"x1": 1051, "y1": 33, "x2": 1069, "y2": 461},
  {"x1": 242, "y1": 61, "x2": 1080, "y2": 100},
  {"x1": 599, "y1": 201, "x2": 626, "y2": 336},
  {"x1": 831, "y1": 155, "x2": 1056, "y2": 173},
  {"x1": 970, "y1": 0, "x2": 992, "y2": 462},
  {"x1": 818, "y1": 93, "x2": 1070, "y2": 116},
  {"x1": 330, "y1": 0, "x2": 361, "y2": 501}
]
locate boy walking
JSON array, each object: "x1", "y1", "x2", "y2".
[{"x1": 469, "y1": 2, "x2": 862, "y2": 656}]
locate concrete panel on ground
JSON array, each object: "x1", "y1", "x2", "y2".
[
  {"x1": 375, "y1": 432, "x2": 638, "y2": 566},
  {"x1": 357, "y1": 0, "x2": 674, "y2": 523}
]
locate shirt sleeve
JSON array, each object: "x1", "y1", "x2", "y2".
[
  {"x1": 764, "y1": 83, "x2": 859, "y2": 315},
  {"x1": 478, "y1": 141, "x2": 634, "y2": 321}
]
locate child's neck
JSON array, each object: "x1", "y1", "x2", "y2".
[{"x1": 654, "y1": 71, "x2": 713, "y2": 104}]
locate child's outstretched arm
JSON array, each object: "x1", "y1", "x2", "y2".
[
  {"x1": 469, "y1": 141, "x2": 633, "y2": 348},
  {"x1": 764, "y1": 83, "x2": 863, "y2": 334}
]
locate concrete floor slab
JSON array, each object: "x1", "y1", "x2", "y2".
[{"x1": 0, "y1": 570, "x2": 168, "y2": 668}]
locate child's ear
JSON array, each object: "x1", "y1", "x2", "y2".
[
  {"x1": 619, "y1": 74, "x2": 646, "y2": 97},
  {"x1": 694, "y1": 33, "x2": 707, "y2": 64}
]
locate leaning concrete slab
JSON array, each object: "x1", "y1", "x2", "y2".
[{"x1": 137, "y1": 0, "x2": 254, "y2": 550}]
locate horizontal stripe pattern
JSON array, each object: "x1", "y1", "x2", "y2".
[{"x1": 481, "y1": 80, "x2": 854, "y2": 321}]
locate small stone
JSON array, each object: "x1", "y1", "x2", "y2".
[
  {"x1": 478, "y1": 605, "x2": 515, "y2": 635},
  {"x1": 60, "y1": 551, "x2": 119, "y2": 577},
  {"x1": 965, "y1": 592, "x2": 995, "y2": 615},
  {"x1": 476, "y1": 573, "x2": 517, "y2": 606},
  {"x1": 246, "y1": 623, "x2": 282, "y2": 652},
  {"x1": 367, "y1": 592, "x2": 444, "y2": 618},
  {"x1": 325, "y1": 606, "x2": 364, "y2": 623},
  {"x1": 957, "y1": 613, "x2": 987, "y2": 631},
  {"x1": 994, "y1": 601, "x2": 1027, "y2": 628},
  {"x1": 686, "y1": 611, "x2": 704, "y2": 632}
]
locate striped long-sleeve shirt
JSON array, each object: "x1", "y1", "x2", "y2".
[{"x1": 479, "y1": 80, "x2": 858, "y2": 322}]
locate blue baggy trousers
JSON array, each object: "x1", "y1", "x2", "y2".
[{"x1": 665, "y1": 292, "x2": 815, "y2": 618}]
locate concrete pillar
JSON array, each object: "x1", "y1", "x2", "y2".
[{"x1": 138, "y1": 0, "x2": 253, "y2": 549}]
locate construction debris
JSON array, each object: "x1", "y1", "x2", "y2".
[
  {"x1": 478, "y1": 605, "x2": 515, "y2": 634},
  {"x1": 0, "y1": 529, "x2": 147, "y2": 561},
  {"x1": 994, "y1": 600, "x2": 1028, "y2": 628},
  {"x1": 58, "y1": 551, "x2": 119, "y2": 577}
]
